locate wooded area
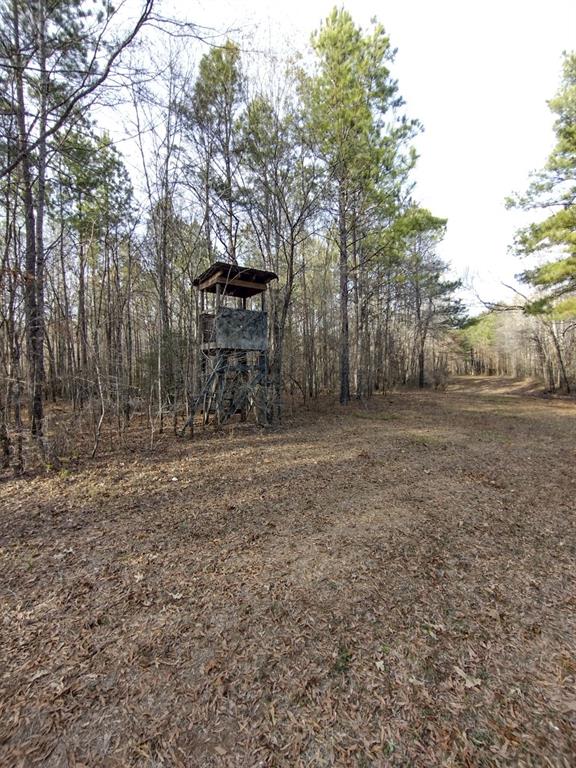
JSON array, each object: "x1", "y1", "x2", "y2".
[
  {"x1": 0, "y1": 1, "x2": 469, "y2": 471},
  {"x1": 1, "y1": 2, "x2": 575, "y2": 473},
  {"x1": 1, "y1": 2, "x2": 576, "y2": 766}
]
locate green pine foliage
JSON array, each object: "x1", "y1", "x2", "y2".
[{"x1": 509, "y1": 52, "x2": 576, "y2": 318}]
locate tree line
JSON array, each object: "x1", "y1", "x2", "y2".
[
  {"x1": 1, "y1": 1, "x2": 470, "y2": 471},
  {"x1": 460, "y1": 51, "x2": 576, "y2": 394}
]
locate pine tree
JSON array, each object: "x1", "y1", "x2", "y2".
[
  {"x1": 509, "y1": 52, "x2": 576, "y2": 318},
  {"x1": 304, "y1": 8, "x2": 416, "y2": 403}
]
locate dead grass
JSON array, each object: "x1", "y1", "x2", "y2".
[{"x1": 1, "y1": 376, "x2": 576, "y2": 767}]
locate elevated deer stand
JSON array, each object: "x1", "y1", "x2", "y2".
[{"x1": 183, "y1": 262, "x2": 277, "y2": 433}]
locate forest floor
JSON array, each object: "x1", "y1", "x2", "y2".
[{"x1": 1, "y1": 376, "x2": 576, "y2": 767}]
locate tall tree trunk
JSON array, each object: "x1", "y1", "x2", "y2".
[
  {"x1": 13, "y1": 0, "x2": 44, "y2": 436},
  {"x1": 338, "y1": 183, "x2": 350, "y2": 405},
  {"x1": 546, "y1": 320, "x2": 570, "y2": 394}
]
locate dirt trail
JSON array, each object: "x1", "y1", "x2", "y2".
[{"x1": 1, "y1": 377, "x2": 575, "y2": 767}]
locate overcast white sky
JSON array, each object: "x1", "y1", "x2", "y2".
[{"x1": 143, "y1": 0, "x2": 576, "y2": 310}]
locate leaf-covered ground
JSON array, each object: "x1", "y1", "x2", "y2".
[{"x1": 1, "y1": 377, "x2": 575, "y2": 767}]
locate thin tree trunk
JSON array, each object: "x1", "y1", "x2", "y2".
[
  {"x1": 13, "y1": 0, "x2": 44, "y2": 436},
  {"x1": 338, "y1": 183, "x2": 350, "y2": 405}
]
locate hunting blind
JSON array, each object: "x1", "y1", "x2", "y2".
[{"x1": 188, "y1": 261, "x2": 277, "y2": 427}]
